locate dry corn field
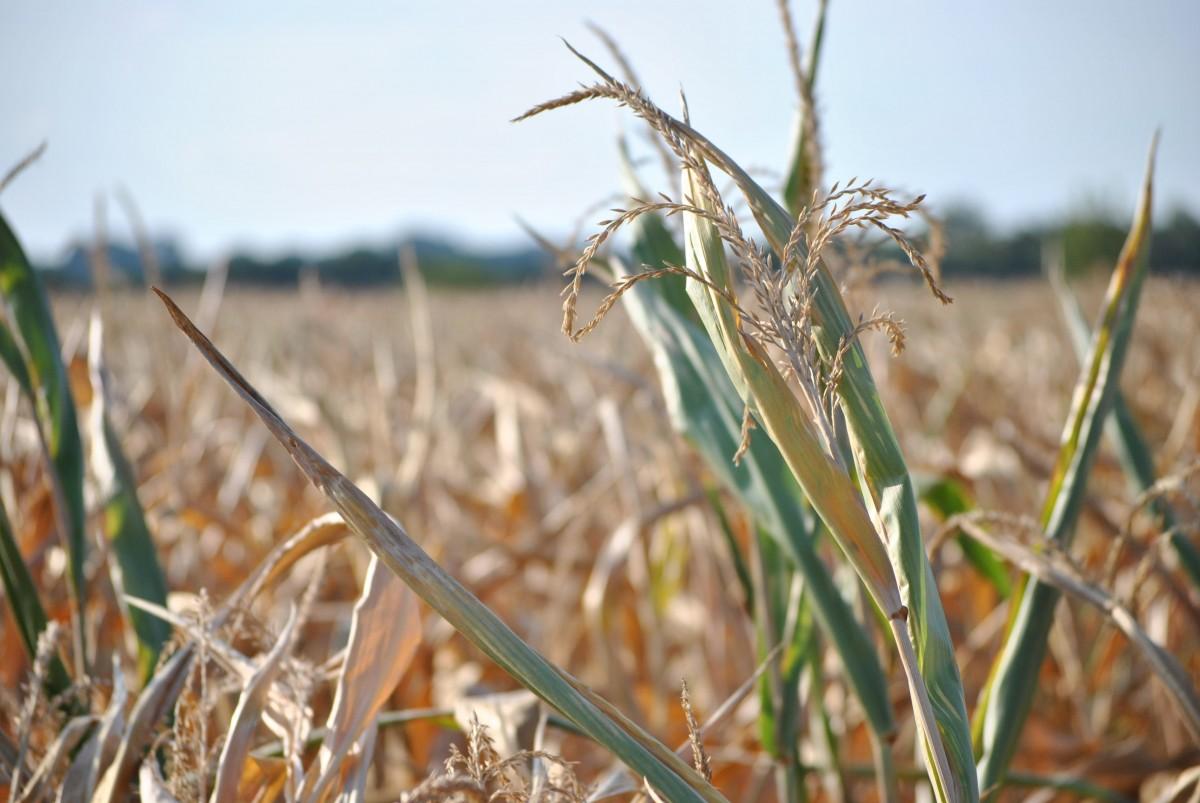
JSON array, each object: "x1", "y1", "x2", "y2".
[
  {"x1": 0, "y1": 276, "x2": 1197, "y2": 802},
  {"x1": 3, "y1": 3, "x2": 1200, "y2": 801}
]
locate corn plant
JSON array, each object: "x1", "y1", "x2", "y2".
[
  {"x1": 517, "y1": 39, "x2": 977, "y2": 803},
  {"x1": 514, "y1": 9, "x2": 1193, "y2": 799},
  {"x1": 2, "y1": 3, "x2": 1198, "y2": 800}
]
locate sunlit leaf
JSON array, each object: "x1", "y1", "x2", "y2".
[{"x1": 976, "y1": 136, "x2": 1160, "y2": 794}]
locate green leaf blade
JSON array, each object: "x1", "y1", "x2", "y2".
[
  {"x1": 920, "y1": 477, "x2": 1011, "y2": 598},
  {"x1": 0, "y1": 497, "x2": 73, "y2": 698},
  {"x1": 88, "y1": 316, "x2": 171, "y2": 684},
  {"x1": 0, "y1": 212, "x2": 89, "y2": 670},
  {"x1": 1050, "y1": 262, "x2": 1200, "y2": 591},
  {"x1": 976, "y1": 137, "x2": 1159, "y2": 793}
]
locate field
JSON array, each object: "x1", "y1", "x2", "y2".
[
  {"x1": 3, "y1": 1, "x2": 1199, "y2": 798},
  {"x1": 1, "y1": 276, "x2": 1197, "y2": 801}
]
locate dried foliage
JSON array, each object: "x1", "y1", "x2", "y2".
[{"x1": 0, "y1": 277, "x2": 1194, "y2": 800}]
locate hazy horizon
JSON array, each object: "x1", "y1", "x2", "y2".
[{"x1": 3, "y1": 0, "x2": 1198, "y2": 263}]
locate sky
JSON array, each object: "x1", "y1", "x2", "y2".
[{"x1": 2, "y1": 0, "x2": 1198, "y2": 262}]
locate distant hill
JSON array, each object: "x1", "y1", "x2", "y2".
[{"x1": 42, "y1": 239, "x2": 190, "y2": 287}]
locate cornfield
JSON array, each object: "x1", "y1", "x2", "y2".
[{"x1": 1, "y1": 3, "x2": 1198, "y2": 801}]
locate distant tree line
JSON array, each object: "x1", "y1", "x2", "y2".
[
  {"x1": 939, "y1": 203, "x2": 1200, "y2": 278},
  {"x1": 36, "y1": 205, "x2": 1200, "y2": 289},
  {"x1": 39, "y1": 235, "x2": 552, "y2": 289}
]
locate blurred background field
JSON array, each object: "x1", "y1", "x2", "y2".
[{"x1": 2, "y1": 277, "x2": 1197, "y2": 798}]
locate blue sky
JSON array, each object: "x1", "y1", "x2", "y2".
[{"x1": 2, "y1": 0, "x2": 1198, "y2": 261}]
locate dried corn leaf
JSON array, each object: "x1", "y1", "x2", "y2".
[
  {"x1": 210, "y1": 605, "x2": 300, "y2": 803},
  {"x1": 299, "y1": 556, "x2": 420, "y2": 802}
]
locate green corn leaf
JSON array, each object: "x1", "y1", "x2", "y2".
[
  {"x1": 974, "y1": 137, "x2": 1159, "y2": 795},
  {"x1": 705, "y1": 488, "x2": 755, "y2": 615},
  {"x1": 782, "y1": 0, "x2": 828, "y2": 215},
  {"x1": 755, "y1": 541, "x2": 817, "y2": 803},
  {"x1": 0, "y1": 320, "x2": 32, "y2": 395},
  {"x1": 154, "y1": 289, "x2": 726, "y2": 803},
  {"x1": 1049, "y1": 265, "x2": 1200, "y2": 591},
  {"x1": 919, "y1": 477, "x2": 1011, "y2": 598},
  {"x1": 618, "y1": 138, "x2": 697, "y2": 324},
  {"x1": 87, "y1": 315, "x2": 171, "y2": 684},
  {"x1": 0, "y1": 211, "x2": 89, "y2": 673},
  {"x1": 752, "y1": 529, "x2": 792, "y2": 759},
  {"x1": 807, "y1": 626, "x2": 858, "y2": 802},
  {"x1": 0, "y1": 496, "x2": 73, "y2": 698}
]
